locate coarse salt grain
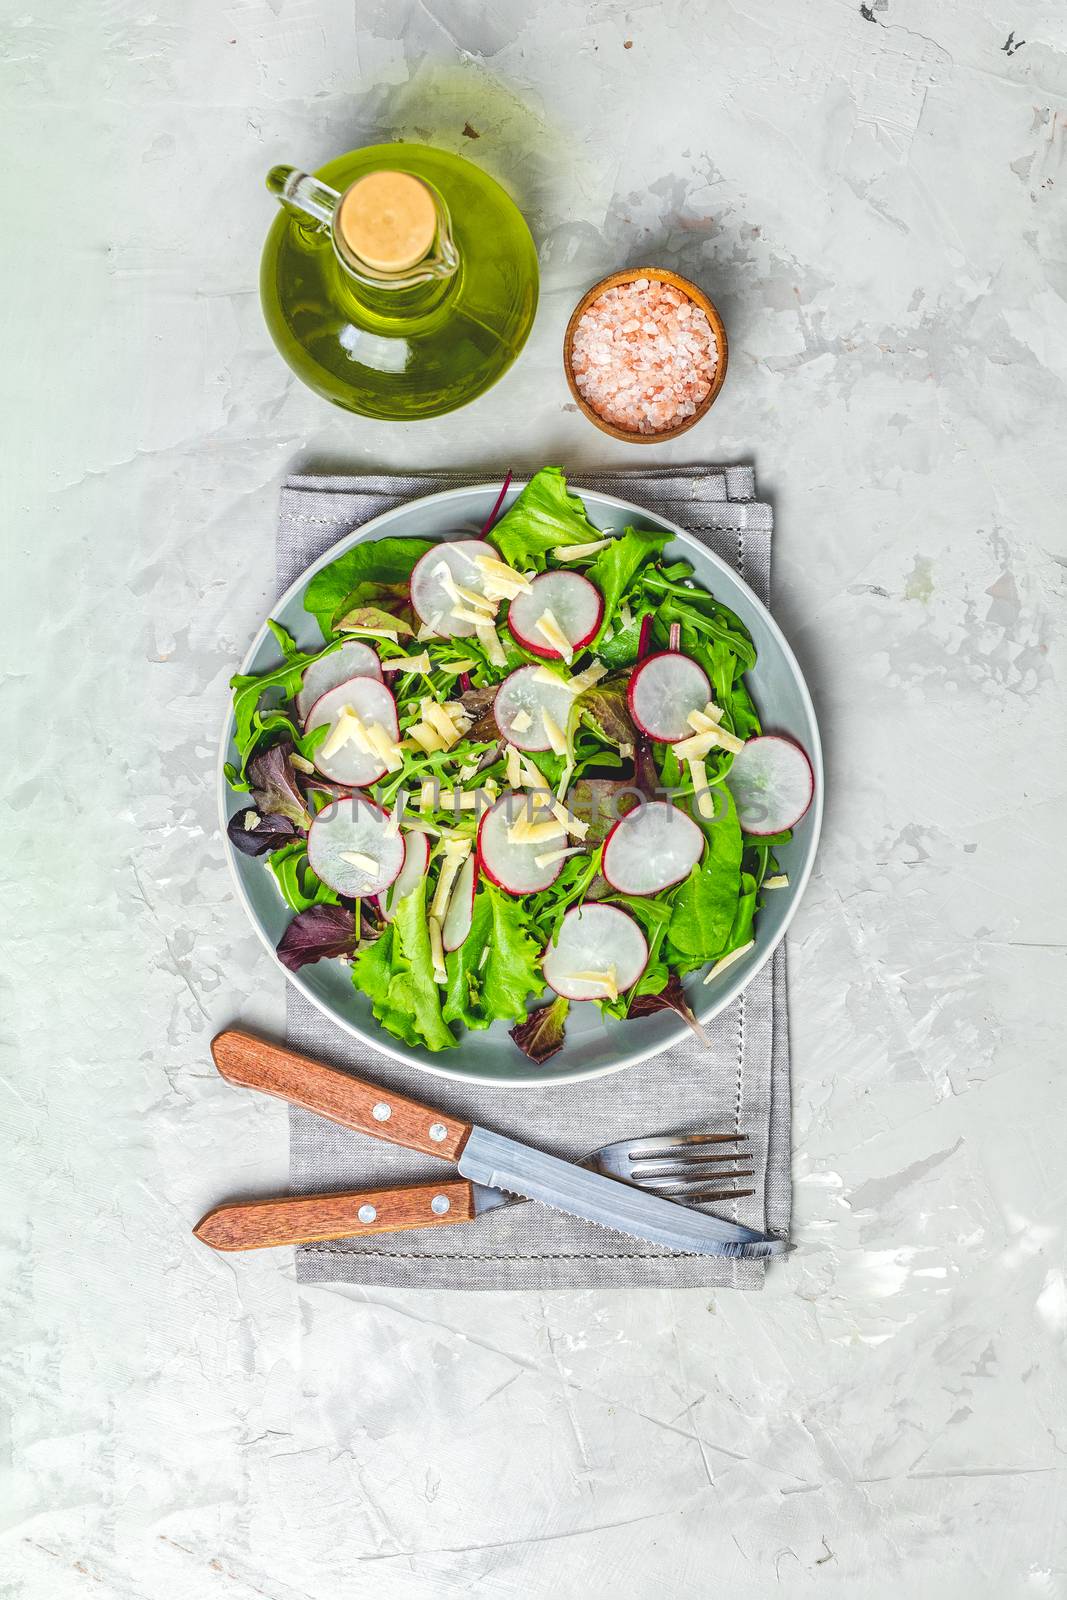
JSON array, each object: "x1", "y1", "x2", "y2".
[{"x1": 570, "y1": 278, "x2": 718, "y2": 435}]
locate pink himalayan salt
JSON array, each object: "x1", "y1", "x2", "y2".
[{"x1": 570, "y1": 277, "x2": 718, "y2": 435}]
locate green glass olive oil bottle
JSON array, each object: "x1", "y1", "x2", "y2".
[{"x1": 260, "y1": 144, "x2": 539, "y2": 420}]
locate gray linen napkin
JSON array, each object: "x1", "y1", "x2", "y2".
[{"x1": 276, "y1": 466, "x2": 790, "y2": 1290}]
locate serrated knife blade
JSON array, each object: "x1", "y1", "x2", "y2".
[{"x1": 458, "y1": 1126, "x2": 788, "y2": 1259}]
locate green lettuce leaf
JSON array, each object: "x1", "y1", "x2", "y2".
[
  {"x1": 303, "y1": 536, "x2": 432, "y2": 640},
  {"x1": 586, "y1": 527, "x2": 669, "y2": 637},
  {"x1": 267, "y1": 840, "x2": 339, "y2": 913},
  {"x1": 667, "y1": 786, "x2": 744, "y2": 962},
  {"x1": 443, "y1": 883, "x2": 544, "y2": 1030},
  {"x1": 351, "y1": 879, "x2": 456, "y2": 1052},
  {"x1": 488, "y1": 467, "x2": 600, "y2": 570},
  {"x1": 595, "y1": 612, "x2": 651, "y2": 669}
]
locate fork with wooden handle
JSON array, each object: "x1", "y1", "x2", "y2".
[{"x1": 194, "y1": 1029, "x2": 778, "y2": 1257}]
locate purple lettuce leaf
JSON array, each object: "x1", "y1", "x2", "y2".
[
  {"x1": 577, "y1": 677, "x2": 636, "y2": 749},
  {"x1": 227, "y1": 807, "x2": 297, "y2": 857},
  {"x1": 509, "y1": 995, "x2": 570, "y2": 1064},
  {"x1": 249, "y1": 741, "x2": 312, "y2": 830},
  {"x1": 627, "y1": 973, "x2": 710, "y2": 1045}
]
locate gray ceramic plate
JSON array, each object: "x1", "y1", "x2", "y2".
[{"x1": 219, "y1": 483, "x2": 822, "y2": 1088}]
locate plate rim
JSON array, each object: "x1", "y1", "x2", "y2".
[{"x1": 217, "y1": 480, "x2": 823, "y2": 1088}]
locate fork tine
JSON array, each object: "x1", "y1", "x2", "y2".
[
  {"x1": 685, "y1": 1187, "x2": 756, "y2": 1204},
  {"x1": 631, "y1": 1171, "x2": 756, "y2": 1194},
  {"x1": 628, "y1": 1152, "x2": 752, "y2": 1176},
  {"x1": 624, "y1": 1132, "x2": 749, "y2": 1160}
]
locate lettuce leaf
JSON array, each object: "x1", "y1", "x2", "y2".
[
  {"x1": 303, "y1": 536, "x2": 432, "y2": 640},
  {"x1": 666, "y1": 786, "x2": 744, "y2": 962},
  {"x1": 277, "y1": 905, "x2": 361, "y2": 971},
  {"x1": 510, "y1": 996, "x2": 569, "y2": 1063},
  {"x1": 249, "y1": 741, "x2": 312, "y2": 829},
  {"x1": 351, "y1": 879, "x2": 456, "y2": 1052},
  {"x1": 227, "y1": 808, "x2": 297, "y2": 857},
  {"x1": 586, "y1": 527, "x2": 669, "y2": 637},
  {"x1": 488, "y1": 467, "x2": 600, "y2": 570},
  {"x1": 443, "y1": 883, "x2": 544, "y2": 1030},
  {"x1": 267, "y1": 840, "x2": 339, "y2": 913}
]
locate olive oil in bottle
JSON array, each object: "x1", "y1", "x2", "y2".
[{"x1": 260, "y1": 144, "x2": 539, "y2": 421}]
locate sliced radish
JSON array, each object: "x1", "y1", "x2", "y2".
[
  {"x1": 493, "y1": 665, "x2": 574, "y2": 751},
  {"x1": 602, "y1": 801, "x2": 704, "y2": 896},
  {"x1": 295, "y1": 641, "x2": 382, "y2": 723},
  {"x1": 507, "y1": 572, "x2": 603, "y2": 659},
  {"x1": 543, "y1": 906, "x2": 648, "y2": 1001},
  {"x1": 377, "y1": 829, "x2": 431, "y2": 920},
  {"x1": 304, "y1": 676, "x2": 399, "y2": 787},
  {"x1": 442, "y1": 854, "x2": 476, "y2": 950},
  {"x1": 627, "y1": 651, "x2": 711, "y2": 743},
  {"x1": 307, "y1": 798, "x2": 405, "y2": 898},
  {"x1": 409, "y1": 539, "x2": 498, "y2": 638},
  {"x1": 727, "y1": 735, "x2": 814, "y2": 836},
  {"x1": 478, "y1": 793, "x2": 567, "y2": 895}
]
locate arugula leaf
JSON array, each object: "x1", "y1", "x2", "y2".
[
  {"x1": 528, "y1": 847, "x2": 603, "y2": 942},
  {"x1": 586, "y1": 527, "x2": 669, "y2": 638},
  {"x1": 351, "y1": 879, "x2": 457, "y2": 1052},
  {"x1": 488, "y1": 467, "x2": 600, "y2": 570},
  {"x1": 600, "y1": 893, "x2": 674, "y2": 1009},
  {"x1": 303, "y1": 536, "x2": 431, "y2": 640},
  {"x1": 639, "y1": 569, "x2": 757, "y2": 673},
  {"x1": 229, "y1": 640, "x2": 331, "y2": 767},
  {"x1": 667, "y1": 786, "x2": 744, "y2": 962},
  {"x1": 443, "y1": 883, "x2": 544, "y2": 1030}
]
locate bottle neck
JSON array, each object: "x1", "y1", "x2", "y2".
[
  {"x1": 268, "y1": 164, "x2": 461, "y2": 315},
  {"x1": 333, "y1": 259, "x2": 460, "y2": 324}
]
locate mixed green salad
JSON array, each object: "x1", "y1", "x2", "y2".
[{"x1": 225, "y1": 467, "x2": 812, "y2": 1063}]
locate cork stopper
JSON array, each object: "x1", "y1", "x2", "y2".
[{"x1": 337, "y1": 171, "x2": 437, "y2": 273}]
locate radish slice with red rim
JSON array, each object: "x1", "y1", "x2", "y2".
[
  {"x1": 542, "y1": 905, "x2": 648, "y2": 1000},
  {"x1": 296, "y1": 640, "x2": 382, "y2": 723},
  {"x1": 307, "y1": 797, "x2": 406, "y2": 898},
  {"x1": 409, "y1": 539, "x2": 498, "y2": 637},
  {"x1": 507, "y1": 571, "x2": 603, "y2": 659},
  {"x1": 627, "y1": 651, "x2": 711, "y2": 743},
  {"x1": 304, "y1": 676, "x2": 399, "y2": 787},
  {"x1": 377, "y1": 829, "x2": 431, "y2": 920},
  {"x1": 442, "y1": 854, "x2": 476, "y2": 949},
  {"x1": 602, "y1": 800, "x2": 704, "y2": 896},
  {"x1": 478, "y1": 792, "x2": 567, "y2": 895},
  {"x1": 493, "y1": 665, "x2": 574, "y2": 751},
  {"x1": 727, "y1": 735, "x2": 814, "y2": 836}
]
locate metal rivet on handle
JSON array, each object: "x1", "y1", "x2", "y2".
[
  {"x1": 428, "y1": 1123, "x2": 448, "y2": 1143},
  {"x1": 371, "y1": 1102, "x2": 391, "y2": 1122},
  {"x1": 430, "y1": 1194, "x2": 451, "y2": 1215},
  {"x1": 357, "y1": 1204, "x2": 377, "y2": 1224}
]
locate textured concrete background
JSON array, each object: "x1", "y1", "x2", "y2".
[{"x1": 3, "y1": 1, "x2": 1066, "y2": 1594}]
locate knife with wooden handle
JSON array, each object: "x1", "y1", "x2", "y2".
[
  {"x1": 210, "y1": 1028, "x2": 472, "y2": 1160},
  {"x1": 194, "y1": 1180, "x2": 483, "y2": 1250},
  {"x1": 202, "y1": 1030, "x2": 786, "y2": 1258}
]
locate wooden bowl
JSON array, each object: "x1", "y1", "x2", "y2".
[{"x1": 563, "y1": 267, "x2": 728, "y2": 444}]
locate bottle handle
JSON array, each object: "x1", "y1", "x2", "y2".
[{"x1": 266, "y1": 165, "x2": 340, "y2": 228}]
